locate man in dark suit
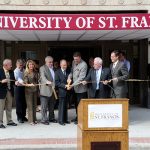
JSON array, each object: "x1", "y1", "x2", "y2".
[
  {"x1": 14, "y1": 59, "x2": 27, "y2": 123},
  {"x1": 110, "y1": 50, "x2": 129, "y2": 98},
  {"x1": 0, "y1": 59, "x2": 17, "y2": 128},
  {"x1": 82, "y1": 57, "x2": 111, "y2": 98},
  {"x1": 55, "y1": 59, "x2": 70, "y2": 125}
]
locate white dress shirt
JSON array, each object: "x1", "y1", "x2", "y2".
[
  {"x1": 96, "y1": 67, "x2": 102, "y2": 90},
  {"x1": 113, "y1": 60, "x2": 118, "y2": 69}
]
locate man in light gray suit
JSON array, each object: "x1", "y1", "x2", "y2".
[
  {"x1": 110, "y1": 50, "x2": 129, "y2": 98},
  {"x1": 67, "y1": 52, "x2": 87, "y2": 124},
  {"x1": 39, "y1": 56, "x2": 57, "y2": 125}
]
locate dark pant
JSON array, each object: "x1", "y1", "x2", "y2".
[
  {"x1": 15, "y1": 86, "x2": 26, "y2": 120},
  {"x1": 75, "y1": 92, "x2": 87, "y2": 120},
  {"x1": 95, "y1": 90, "x2": 100, "y2": 98},
  {"x1": 40, "y1": 95, "x2": 55, "y2": 122},
  {"x1": 58, "y1": 97, "x2": 68, "y2": 123}
]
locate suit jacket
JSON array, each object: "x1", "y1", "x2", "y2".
[
  {"x1": 110, "y1": 61, "x2": 129, "y2": 98},
  {"x1": 85, "y1": 67, "x2": 111, "y2": 98},
  {"x1": 39, "y1": 65, "x2": 54, "y2": 97},
  {"x1": 0, "y1": 68, "x2": 15, "y2": 99},
  {"x1": 55, "y1": 68, "x2": 70, "y2": 98},
  {"x1": 69, "y1": 59, "x2": 87, "y2": 93}
]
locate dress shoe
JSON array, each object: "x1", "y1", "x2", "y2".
[
  {"x1": 18, "y1": 119, "x2": 24, "y2": 123},
  {"x1": 71, "y1": 117, "x2": 77, "y2": 122},
  {"x1": 23, "y1": 117, "x2": 28, "y2": 122},
  {"x1": 59, "y1": 122, "x2": 65, "y2": 126},
  {"x1": 74, "y1": 121, "x2": 78, "y2": 125},
  {"x1": 0, "y1": 124, "x2": 6, "y2": 128},
  {"x1": 49, "y1": 119, "x2": 57, "y2": 123},
  {"x1": 7, "y1": 122, "x2": 17, "y2": 126},
  {"x1": 41, "y1": 121, "x2": 49, "y2": 125},
  {"x1": 65, "y1": 121, "x2": 70, "y2": 124}
]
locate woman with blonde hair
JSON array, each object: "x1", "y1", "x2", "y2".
[{"x1": 23, "y1": 60, "x2": 39, "y2": 125}]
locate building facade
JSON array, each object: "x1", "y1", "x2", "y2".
[{"x1": 0, "y1": 0, "x2": 150, "y2": 107}]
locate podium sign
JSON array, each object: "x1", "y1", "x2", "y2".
[
  {"x1": 77, "y1": 99, "x2": 129, "y2": 150},
  {"x1": 88, "y1": 104, "x2": 122, "y2": 128}
]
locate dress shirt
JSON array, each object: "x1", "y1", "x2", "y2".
[
  {"x1": 123, "y1": 59, "x2": 130, "y2": 72},
  {"x1": 61, "y1": 69, "x2": 66, "y2": 76},
  {"x1": 14, "y1": 68, "x2": 24, "y2": 84},
  {"x1": 113, "y1": 60, "x2": 118, "y2": 69},
  {"x1": 96, "y1": 67, "x2": 102, "y2": 90},
  {"x1": 49, "y1": 67, "x2": 55, "y2": 81}
]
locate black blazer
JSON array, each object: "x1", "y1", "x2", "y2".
[
  {"x1": 85, "y1": 67, "x2": 111, "y2": 98},
  {"x1": 0, "y1": 68, "x2": 15, "y2": 99},
  {"x1": 55, "y1": 68, "x2": 70, "y2": 98}
]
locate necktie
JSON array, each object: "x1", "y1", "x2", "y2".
[
  {"x1": 50, "y1": 68, "x2": 54, "y2": 81},
  {"x1": 112, "y1": 63, "x2": 116, "y2": 74},
  {"x1": 5, "y1": 71, "x2": 11, "y2": 90},
  {"x1": 63, "y1": 70, "x2": 66, "y2": 76}
]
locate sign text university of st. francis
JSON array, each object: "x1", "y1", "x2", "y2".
[{"x1": 0, "y1": 13, "x2": 150, "y2": 30}]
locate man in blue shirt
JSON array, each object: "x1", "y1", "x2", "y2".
[
  {"x1": 119, "y1": 51, "x2": 130, "y2": 72},
  {"x1": 14, "y1": 59, "x2": 27, "y2": 123}
]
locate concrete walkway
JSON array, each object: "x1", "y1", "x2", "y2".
[{"x1": 0, "y1": 106, "x2": 150, "y2": 150}]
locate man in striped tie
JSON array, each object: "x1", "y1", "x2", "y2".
[{"x1": 0, "y1": 59, "x2": 17, "y2": 128}]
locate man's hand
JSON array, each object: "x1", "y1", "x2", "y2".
[
  {"x1": 65, "y1": 85, "x2": 69, "y2": 89},
  {"x1": 1, "y1": 79, "x2": 8, "y2": 83},
  {"x1": 66, "y1": 85, "x2": 72, "y2": 90},
  {"x1": 112, "y1": 78, "x2": 118, "y2": 82},
  {"x1": 102, "y1": 80, "x2": 109, "y2": 85},
  {"x1": 26, "y1": 83, "x2": 35, "y2": 87},
  {"x1": 15, "y1": 81, "x2": 19, "y2": 86},
  {"x1": 81, "y1": 81, "x2": 87, "y2": 85},
  {"x1": 67, "y1": 78, "x2": 72, "y2": 84},
  {"x1": 46, "y1": 81, "x2": 52, "y2": 85}
]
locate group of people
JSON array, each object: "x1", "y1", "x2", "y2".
[{"x1": 0, "y1": 50, "x2": 129, "y2": 129}]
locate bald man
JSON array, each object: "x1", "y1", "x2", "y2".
[{"x1": 55, "y1": 60, "x2": 70, "y2": 126}]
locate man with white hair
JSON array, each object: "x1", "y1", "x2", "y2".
[
  {"x1": 39, "y1": 56, "x2": 57, "y2": 125},
  {"x1": 82, "y1": 57, "x2": 111, "y2": 98},
  {"x1": 0, "y1": 59, "x2": 17, "y2": 128}
]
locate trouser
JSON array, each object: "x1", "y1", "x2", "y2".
[
  {"x1": 25, "y1": 91, "x2": 37, "y2": 123},
  {"x1": 40, "y1": 95, "x2": 55, "y2": 122},
  {"x1": 15, "y1": 86, "x2": 26, "y2": 120},
  {"x1": 58, "y1": 97, "x2": 68, "y2": 123},
  {"x1": 111, "y1": 89, "x2": 127, "y2": 98},
  {"x1": 0, "y1": 91, "x2": 13, "y2": 125}
]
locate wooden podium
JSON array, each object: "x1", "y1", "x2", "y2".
[{"x1": 77, "y1": 99, "x2": 129, "y2": 150}]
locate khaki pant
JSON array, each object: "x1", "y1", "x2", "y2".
[
  {"x1": 25, "y1": 91, "x2": 37, "y2": 123},
  {"x1": 0, "y1": 91, "x2": 13, "y2": 125}
]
